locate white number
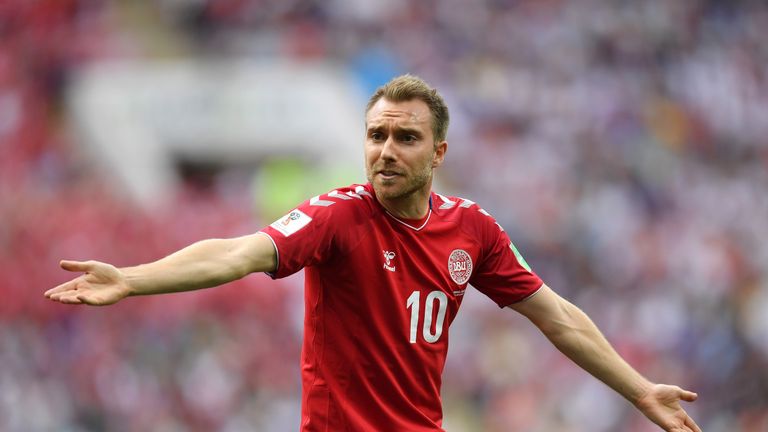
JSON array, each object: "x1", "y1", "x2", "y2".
[
  {"x1": 407, "y1": 291, "x2": 420, "y2": 343},
  {"x1": 406, "y1": 290, "x2": 448, "y2": 344},
  {"x1": 423, "y1": 291, "x2": 448, "y2": 343}
]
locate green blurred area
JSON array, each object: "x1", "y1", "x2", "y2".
[{"x1": 255, "y1": 158, "x2": 362, "y2": 222}]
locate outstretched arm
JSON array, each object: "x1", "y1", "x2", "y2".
[
  {"x1": 510, "y1": 285, "x2": 700, "y2": 432},
  {"x1": 44, "y1": 233, "x2": 277, "y2": 306}
]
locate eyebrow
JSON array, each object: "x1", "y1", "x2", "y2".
[{"x1": 366, "y1": 124, "x2": 424, "y2": 137}]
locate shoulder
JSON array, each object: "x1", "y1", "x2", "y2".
[
  {"x1": 266, "y1": 183, "x2": 377, "y2": 240},
  {"x1": 432, "y1": 192, "x2": 507, "y2": 240},
  {"x1": 433, "y1": 192, "x2": 497, "y2": 225},
  {"x1": 309, "y1": 184, "x2": 375, "y2": 206},
  {"x1": 297, "y1": 183, "x2": 378, "y2": 221}
]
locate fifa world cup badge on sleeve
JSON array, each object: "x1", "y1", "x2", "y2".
[{"x1": 271, "y1": 209, "x2": 312, "y2": 237}]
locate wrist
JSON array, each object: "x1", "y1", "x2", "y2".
[
  {"x1": 121, "y1": 266, "x2": 141, "y2": 296},
  {"x1": 631, "y1": 381, "x2": 655, "y2": 406}
]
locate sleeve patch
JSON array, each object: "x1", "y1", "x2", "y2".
[
  {"x1": 270, "y1": 209, "x2": 313, "y2": 237},
  {"x1": 510, "y1": 242, "x2": 532, "y2": 271}
]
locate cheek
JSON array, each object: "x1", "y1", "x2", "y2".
[{"x1": 364, "y1": 146, "x2": 379, "y2": 163}]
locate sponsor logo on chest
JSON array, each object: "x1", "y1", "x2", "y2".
[
  {"x1": 448, "y1": 249, "x2": 473, "y2": 285},
  {"x1": 383, "y1": 250, "x2": 396, "y2": 272}
]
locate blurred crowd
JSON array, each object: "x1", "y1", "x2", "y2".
[{"x1": 2, "y1": 0, "x2": 767, "y2": 431}]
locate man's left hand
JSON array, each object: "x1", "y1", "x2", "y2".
[{"x1": 635, "y1": 384, "x2": 701, "y2": 432}]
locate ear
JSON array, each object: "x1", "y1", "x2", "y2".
[{"x1": 432, "y1": 141, "x2": 448, "y2": 168}]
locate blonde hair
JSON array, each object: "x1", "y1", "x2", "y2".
[{"x1": 365, "y1": 74, "x2": 450, "y2": 142}]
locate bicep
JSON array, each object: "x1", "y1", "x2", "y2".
[
  {"x1": 508, "y1": 284, "x2": 575, "y2": 331},
  {"x1": 231, "y1": 233, "x2": 278, "y2": 275}
]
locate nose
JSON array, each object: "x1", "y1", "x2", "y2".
[{"x1": 380, "y1": 136, "x2": 397, "y2": 162}]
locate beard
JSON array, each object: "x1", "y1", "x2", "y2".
[{"x1": 367, "y1": 162, "x2": 433, "y2": 201}]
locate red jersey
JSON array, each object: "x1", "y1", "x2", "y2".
[{"x1": 260, "y1": 183, "x2": 543, "y2": 431}]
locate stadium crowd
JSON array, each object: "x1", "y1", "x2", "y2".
[{"x1": 1, "y1": 0, "x2": 767, "y2": 431}]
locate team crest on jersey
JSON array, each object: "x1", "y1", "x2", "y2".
[
  {"x1": 270, "y1": 209, "x2": 312, "y2": 237},
  {"x1": 448, "y1": 249, "x2": 473, "y2": 285},
  {"x1": 383, "y1": 250, "x2": 396, "y2": 272}
]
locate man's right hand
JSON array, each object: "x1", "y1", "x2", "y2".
[
  {"x1": 45, "y1": 234, "x2": 278, "y2": 305},
  {"x1": 45, "y1": 260, "x2": 132, "y2": 306}
]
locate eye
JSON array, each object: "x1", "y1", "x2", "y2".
[
  {"x1": 370, "y1": 132, "x2": 384, "y2": 141},
  {"x1": 401, "y1": 135, "x2": 418, "y2": 143}
]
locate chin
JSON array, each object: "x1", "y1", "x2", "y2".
[
  {"x1": 373, "y1": 183, "x2": 402, "y2": 199},
  {"x1": 371, "y1": 173, "x2": 430, "y2": 201},
  {"x1": 377, "y1": 183, "x2": 425, "y2": 202}
]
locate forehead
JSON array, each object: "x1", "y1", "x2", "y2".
[{"x1": 366, "y1": 98, "x2": 432, "y2": 129}]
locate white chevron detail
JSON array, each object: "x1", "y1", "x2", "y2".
[
  {"x1": 355, "y1": 186, "x2": 372, "y2": 197},
  {"x1": 478, "y1": 208, "x2": 490, "y2": 216},
  {"x1": 437, "y1": 194, "x2": 456, "y2": 209},
  {"x1": 459, "y1": 199, "x2": 475, "y2": 208},
  {"x1": 328, "y1": 190, "x2": 352, "y2": 200},
  {"x1": 345, "y1": 191, "x2": 362, "y2": 199},
  {"x1": 310, "y1": 196, "x2": 335, "y2": 206}
]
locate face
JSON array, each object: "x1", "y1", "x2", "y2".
[{"x1": 364, "y1": 98, "x2": 447, "y2": 202}]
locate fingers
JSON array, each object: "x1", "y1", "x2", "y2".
[
  {"x1": 60, "y1": 260, "x2": 98, "y2": 273},
  {"x1": 674, "y1": 388, "x2": 701, "y2": 432},
  {"x1": 46, "y1": 260, "x2": 97, "y2": 304},
  {"x1": 44, "y1": 279, "x2": 78, "y2": 297},
  {"x1": 49, "y1": 290, "x2": 84, "y2": 304},
  {"x1": 45, "y1": 277, "x2": 87, "y2": 304},
  {"x1": 684, "y1": 413, "x2": 702, "y2": 432},
  {"x1": 46, "y1": 284, "x2": 107, "y2": 306}
]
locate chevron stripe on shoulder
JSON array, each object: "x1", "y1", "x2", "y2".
[
  {"x1": 436, "y1": 193, "x2": 506, "y2": 232},
  {"x1": 436, "y1": 194, "x2": 478, "y2": 211},
  {"x1": 310, "y1": 185, "x2": 373, "y2": 207}
]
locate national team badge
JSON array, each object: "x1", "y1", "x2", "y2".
[{"x1": 448, "y1": 249, "x2": 472, "y2": 285}]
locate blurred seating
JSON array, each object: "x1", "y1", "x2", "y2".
[{"x1": 1, "y1": 1, "x2": 766, "y2": 431}]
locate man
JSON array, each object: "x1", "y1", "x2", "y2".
[{"x1": 46, "y1": 75, "x2": 701, "y2": 432}]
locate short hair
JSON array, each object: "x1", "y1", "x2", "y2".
[{"x1": 365, "y1": 74, "x2": 450, "y2": 143}]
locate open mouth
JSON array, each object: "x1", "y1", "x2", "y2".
[
  {"x1": 378, "y1": 170, "x2": 403, "y2": 180},
  {"x1": 379, "y1": 170, "x2": 400, "y2": 176}
]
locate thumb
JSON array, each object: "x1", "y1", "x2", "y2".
[
  {"x1": 679, "y1": 388, "x2": 698, "y2": 402},
  {"x1": 60, "y1": 260, "x2": 96, "y2": 273}
]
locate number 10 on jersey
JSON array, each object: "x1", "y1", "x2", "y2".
[{"x1": 406, "y1": 290, "x2": 448, "y2": 343}]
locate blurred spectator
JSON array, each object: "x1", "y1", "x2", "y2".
[{"x1": 1, "y1": 0, "x2": 767, "y2": 431}]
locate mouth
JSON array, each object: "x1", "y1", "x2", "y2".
[{"x1": 377, "y1": 170, "x2": 402, "y2": 180}]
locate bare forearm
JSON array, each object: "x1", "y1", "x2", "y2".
[
  {"x1": 540, "y1": 300, "x2": 651, "y2": 404},
  {"x1": 124, "y1": 234, "x2": 275, "y2": 296},
  {"x1": 512, "y1": 287, "x2": 700, "y2": 431}
]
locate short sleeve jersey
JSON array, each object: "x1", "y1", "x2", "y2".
[{"x1": 260, "y1": 183, "x2": 543, "y2": 432}]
